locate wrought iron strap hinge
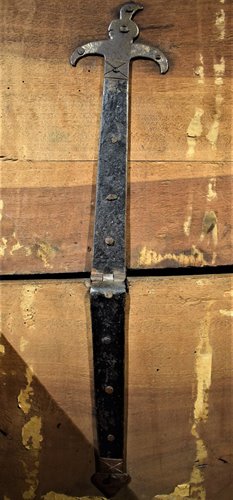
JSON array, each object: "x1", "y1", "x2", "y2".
[{"x1": 70, "y1": 3, "x2": 168, "y2": 497}]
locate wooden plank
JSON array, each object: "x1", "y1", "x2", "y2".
[
  {"x1": 0, "y1": 161, "x2": 232, "y2": 273},
  {"x1": 1, "y1": 275, "x2": 232, "y2": 499},
  {"x1": 1, "y1": 0, "x2": 232, "y2": 162}
]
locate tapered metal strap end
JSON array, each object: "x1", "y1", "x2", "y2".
[{"x1": 92, "y1": 458, "x2": 130, "y2": 498}]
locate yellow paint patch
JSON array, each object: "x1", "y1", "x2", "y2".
[
  {"x1": 9, "y1": 232, "x2": 23, "y2": 255},
  {"x1": 194, "y1": 54, "x2": 205, "y2": 84},
  {"x1": 22, "y1": 416, "x2": 43, "y2": 450},
  {"x1": 189, "y1": 306, "x2": 213, "y2": 499},
  {"x1": 200, "y1": 211, "x2": 218, "y2": 259},
  {"x1": 20, "y1": 336, "x2": 30, "y2": 353},
  {"x1": 0, "y1": 344, "x2": 5, "y2": 355},
  {"x1": 0, "y1": 237, "x2": 8, "y2": 257},
  {"x1": 20, "y1": 285, "x2": 38, "y2": 329},
  {"x1": 207, "y1": 178, "x2": 217, "y2": 202},
  {"x1": 183, "y1": 215, "x2": 192, "y2": 236},
  {"x1": 186, "y1": 108, "x2": 204, "y2": 159},
  {"x1": 215, "y1": 8, "x2": 225, "y2": 40},
  {"x1": 42, "y1": 494, "x2": 106, "y2": 500},
  {"x1": 220, "y1": 309, "x2": 233, "y2": 317},
  {"x1": 224, "y1": 289, "x2": 233, "y2": 297},
  {"x1": 139, "y1": 246, "x2": 207, "y2": 267},
  {"x1": 153, "y1": 482, "x2": 190, "y2": 499},
  {"x1": 35, "y1": 241, "x2": 57, "y2": 269},
  {"x1": 18, "y1": 367, "x2": 34, "y2": 414},
  {"x1": 183, "y1": 192, "x2": 193, "y2": 237},
  {"x1": 206, "y1": 58, "x2": 225, "y2": 150},
  {"x1": 154, "y1": 306, "x2": 213, "y2": 499},
  {"x1": 214, "y1": 57, "x2": 225, "y2": 86},
  {"x1": 22, "y1": 458, "x2": 40, "y2": 500},
  {"x1": 0, "y1": 199, "x2": 4, "y2": 221}
]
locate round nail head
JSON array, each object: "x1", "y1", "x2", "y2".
[
  {"x1": 106, "y1": 194, "x2": 118, "y2": 201},
  {"x1": 107, "y1": 434, "x2": 115, "y2": 442},
  {"x1": 105, "y1": 236, "x2": 115, "y2": 246},
  {"x1": 105, "y1": 386, "x2": 114, "y2": 394},
  {"x1": 78, "y1": 47, "x2": 85, "y2": 55},
  {"x1": 102, "y1": 336, "x2": 111, "y2": 345}
]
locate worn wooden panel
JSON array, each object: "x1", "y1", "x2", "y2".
[
  {"x1": 0, "y1": 161, "x2": 232, "y2": 273},
  {"x1": 1, "y1": 275, "x2": 232, "y2": 499},
  {"x1": 1, "y1": 0, "x2": 232, "y2": 162},
  {"x1": 1, "y1": 0, "x2": 232, "y2": 274}
]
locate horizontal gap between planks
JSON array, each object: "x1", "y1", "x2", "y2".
[
  {"x1": 1, "y1": 159, "x2": 232, "y2": 164},
  {"x1": 1, "y1": 265, "x2": 232, "y2": 281}
]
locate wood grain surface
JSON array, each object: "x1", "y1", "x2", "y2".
[
  {"x1": 1, "y1": 275, "x2": 233, "y2": 499},
  {"x1": 0, "y1": 161, "x2": 232, "y2": 273},
  {"x1": 1, "y1": 0, "x2": 232, "y2": 273}
]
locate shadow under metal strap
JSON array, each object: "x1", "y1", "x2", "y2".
[{"x1": 70, "y1": 3, "x2": 169, "y2": 497}]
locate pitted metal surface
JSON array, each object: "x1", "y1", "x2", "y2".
[{"x1": 70, "y1": 3, "x2": 168, "y2": 497}]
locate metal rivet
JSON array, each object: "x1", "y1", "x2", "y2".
[
  {"x1": 104, "y1": 291, "x2": 113, "y2": 299},
  {"x1": 105, "y1": 236, "x2": 115, "y2": 246},
  {"x1": 120, "y1": 25, "x2": 129, "y2": 33},
  {"x1": 126, "y1": 6, "x2": 134, "y2": 12},
  {"x1": 111, "y1": 134, "x2": 118, "y2": 143},
  {"x1": 78, "y1": 47, "x2": 85, "y2": 55},
  {"x1": 105, "y1": 385, "x2": 114, "y2": 394},
  {"x1": 107, "y1": 434, "x2": 115, "y2": 442},
  {"x1": 102, "y1": 336, "x2": 111, "y2": 345},
  {"x1": 106, "y1": 194, "x2": 118, "y2": 201}
]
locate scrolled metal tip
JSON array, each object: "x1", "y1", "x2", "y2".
[{"x1": 120, "y1": 2, "x2": 143, "y2": 20}]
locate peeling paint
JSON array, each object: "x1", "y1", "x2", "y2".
[
  {"x1": 224, "y1": 289, "x2": 233, "y2": 297},
  {"x1": 186, "y1": 108, "x2": 204, "y2": 159},
  {"x1": 206, "y1": 57, "x2": 225, "y2": 150},
  {"x1": 194, "y1": 54, "x2": 205, "y2": 84},
  {"x1": 10, "y1": 232, "x2": 23, "y2": 255},
  {"x1": 189, "y1": 306, "x2": 213, "y2": 499},
  {"x1": 35, "y1": 241, "x2": 57, "y2": 268},
  {"x1": 0, "y1": 237, "x2": 8, "y2": 257},
  {"x1": 22, "y1": 416, "x2": 43, "y2": 450},
  {"x1": 183, "y1": 215, "x2": 192, "y2": 237},
  {"x1": 42, "y1": 494, "x2": 106, "y2": 500},
  {"x1": 153, "y1": 482, "x2": 190, "y2": 498},
  {"x1": 139, "y1": 246, "x2": 207, "y2": 267},
  {"x1": 0, "y1": 331, "x2": 5, "y2": 355},
  {"x1": 153, "y1": 306, "x2": 213, "y2": 499},
  {"x1": 20, "y1": 285, "x2": 38, "y2": 329},
  {"x1": 0, "y1": 199, "x2": 4, "y2": 221},
  {"x1": 20, "y1": 336, "x2": 30, "y2": 353},
  {"x1": 215, "y1": 8, "x2": 225, "y2": 40},
  {"x1": 183, "y1": 193, "x2": 193, "y2": 237},
  {"x1": 219, "y1": 309, "x2": 233, "y2": 317},
  {"x1": 0, "y1": 344, "x2": 5, "y2": 355},
  {"x1": 22, "y1": 458, "x2": 40, "y2": 500},
  {"x1": 200, "y1": 211, "x2": 218, "y2": 250},
  {"x1": 207, "y1": 178, "x2": 217, "y2": 202},
  {"x1": 214, "y1": 57, "x2": 225, "y2": 86},
  {"x1": 18, "y1": 367, "x2": 34, "y2": 414}
]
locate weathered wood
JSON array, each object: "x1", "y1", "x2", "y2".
[
  {"x1": 1, "y1": 0, "x2": 232, "y2": 274},
  {"x1": 1, "y1": 0, "x2": 232, "y2": 162},
  {"x1": 1, "y1": 276, "x2": 232, "y2": 499},
  {"x1": 0, "y1": 161, "x2": 232, "y2": 273}
]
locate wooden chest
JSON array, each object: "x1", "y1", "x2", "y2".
[{"x1": 1, "y1": 0, "x2": 232, "y2": 499}]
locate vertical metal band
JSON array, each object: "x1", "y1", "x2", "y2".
[{"x1": 91, "y1": 76, "x2": 128, "y2": 279}]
